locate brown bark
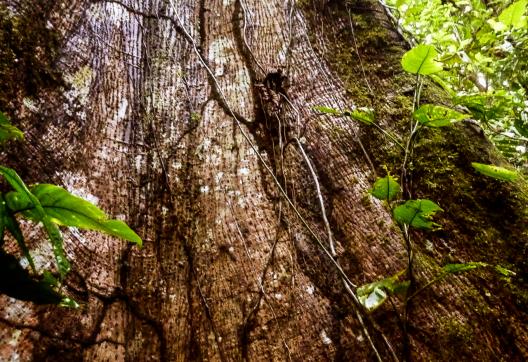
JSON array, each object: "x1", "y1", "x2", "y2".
[{"x1": 0, "y1": 0, "x2": 526, "y2": 361}]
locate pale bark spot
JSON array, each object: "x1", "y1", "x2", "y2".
[{"x1": 320, "y1": 329, "x2": 332, "y2": 345}]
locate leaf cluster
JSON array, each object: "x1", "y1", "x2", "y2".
[
  {"x1": 0, "y1": 111, "x2": 142, "y2": 306},
  {"x1": 388, "y1": 0, "x2": 528, "y2": 168}
]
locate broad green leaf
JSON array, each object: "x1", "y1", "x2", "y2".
[
  {"x1": 357, "y1": 271, "x2": 409, "y2": 312},
  {"x1": 344, "y1": 108, "x2": 375, "y2": 125},
  {"x1": 313, "y1": 106, "x2": 342, "y2": 116},
  {"x1": 401, "y1": 44, "x2": 443, "y2": 75},
  {"x1": 471, "y1": 162, "x2": 518, "y2": 181},
  {"x1": 370, "y1": 174, "x2": 400, "y2": 201},
  {"x1": 30, "y1": 185, "x2": 106, "y2": 221},
  {"x1": 393, "y1": 199, "x2": 443, "y2": 229},
  {"x1": 413, "y1": 104, "x2": 468, "y2": 127},
  {"x1": 0, "y1": 111, "x2": 24, "y2": 143},
  {"x1": 498, "y1": 0, "x2": 527, "y2": 29},
  {"x1": 442, "y1": 262, "x2": 488, "y2": 274},
  {"x1": 0, "y1": 249, "x2": 62, "y2": 304},
  {"x1": 30, "y1": 184, "x2": 142, "y2": 247}
]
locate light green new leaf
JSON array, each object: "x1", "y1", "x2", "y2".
[
  {"x1": 401, "y1": 44, "x2": 443, "y2": 75},
  {"x1": 313, "y1": 106, "x2": 342, "y2": 116},
  {"x1": 498, "y1": 0, "x2": 527, "y2": 29},
  {"x1": 344, "y1": 108, "x2": 375, "y2": 125},
  {"x1": 393, "y1": 199, "x2": 443, "y2": 229},
  {"x1": 370, "y1": 174, "x2": 400, "y2": 201},
  {"x1": 413, "y1": 104, "x2": 468, "y2": 127},
  {"x1": 0, "y1": 111, "x2": 24, "y2": 143},
  {"x1": 30, "y1": 184, "x2": 142, "y2": 247},
  {"x1": 357, "y1": 271, "x2": 409, "y2": 312},
  {"x1": 471, "y1": 162, "x2": 518, "y2": 181}
]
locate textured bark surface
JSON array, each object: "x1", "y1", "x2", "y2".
[{"x1": 0, "y1": 0, "x2": 526, "y2": 361}]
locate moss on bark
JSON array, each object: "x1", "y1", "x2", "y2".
[{"x1": 303, "y1": 0, "x2": 528, "y2": 359}]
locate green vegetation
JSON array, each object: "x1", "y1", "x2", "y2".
[
  {"x1": 0, "y1": 111, "x2": 142, "y2": 307},
  {"x1": 315, "y1": 36, "x2": 521, "y2": 357},
  {"x1": 386, "y1": 0, "x2": 528, "y2": 170}
]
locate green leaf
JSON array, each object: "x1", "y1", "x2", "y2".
[
  {"x1": 487, "y1": 18, "x2": 507, "y2": 32},
  {"x1": 0, "y1": 180, "x2": 36, "y2": 272},
  {"x1": 313, "y1": 106, "x2": 342, "y2": 116},
  {"x1": 0, "y1": 167, "x2": 70, "y2": 276},
  {"x1": 5, "y1": 191, "x2": 33, "y2": 212},
  {"x1": 498, "y1": 0, "x2": 527, "y2": 29},
  {"x1": 60, "y1": 297, "x2": 80, "y2": 308},
  {"x1": 0, "y1": 166, "x2": 34, "y2": 197},
  {"x1": 43, "y1": 217, "x2": 71, "y2": 276},
  {"x1": 344, "y1": 108, "x2": 375, "y2": 125},
  {"x1": 442, "y1": 262, "x2": 488, "y2": 274},
  {"x1": 3, "y1": 206, "x2": 36, "y2": 272},
  {"x1": 471, "y1": 162, "x2": 518, "y2": 181},
  {"x1": 370, "y1": 174, "x2": 401, "y2": 201},
  {"x1": 401, "y1": 44, "x2": 443, "y2": 75},
  {"x1": 0, "y1": 194, "x2": 36, "y2": 272},
  {"x1": 357, "y1": 271, "x2": 409, "y2": 312},
  {"x1": 42, "y1": 271, "x2": 59, "y2": 288},
  {"x1": 413, "y1": 104, "x2": 468, "y2": 127},
  {"x1": 495, "y1": 265, "x2": 516, "y2": 277},
  {"x1": 30, "y1": 184, "x2": 142, "y2": 247},
  {"x1": 393, "y1": 199, "x2": 443, "y2": 230},
  {"x1": 0, "y1": 111, "x2": 24, "y2": 143}
]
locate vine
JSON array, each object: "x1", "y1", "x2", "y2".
[{"x1": 315, "y1": 40, "x2": 520, "y2": 359}]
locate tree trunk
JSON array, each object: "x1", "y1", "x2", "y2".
[{"x1": 0, "y1": 0, "x2": 526, "y2": 361}]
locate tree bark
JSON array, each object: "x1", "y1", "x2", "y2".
[{"x1": 0, "y1": 0, "x2": 526, "y2": 361}]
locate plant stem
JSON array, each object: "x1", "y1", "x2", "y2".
[
  {"x1": 401, "y1": 75, "x2": 423, "y2": 199},
  {"x1": 402, "y1": 224, "x2": 414, "y2": 362},
  {"x1": 372, "y1": 122, "x2": 405, "y2": 150}
]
